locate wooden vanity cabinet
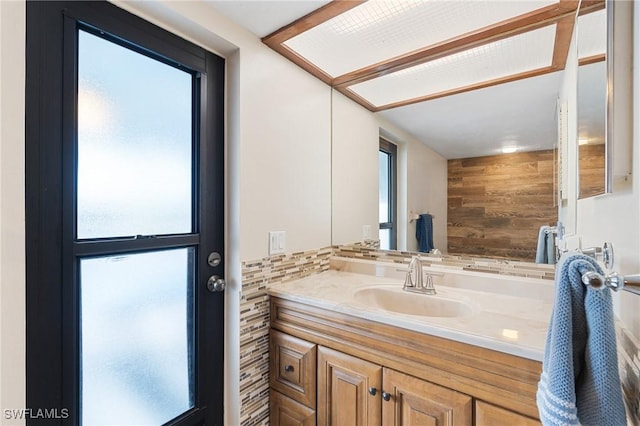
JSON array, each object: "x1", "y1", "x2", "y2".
[
  {"x1": 317, "y1": 346, "x2": 382, "y2": 426},
  {"x1": 383, "y1": 368, "x2": 472, "y2": 426},
  {"x1": 270, "y1": 391, "x2": 316, "y2": 426},
  {"x1": 269, "y1": 297, "x2": 542, "y2": 426},
  {"x1": 475, "y1": 401, "x2": 541, "y2": 426},
  {"x1": 316, "y1": 346, "x2": 471, "y2": 426},
  {"x1": 270, "y1": 330, "x2": 317, "y2": 408}
]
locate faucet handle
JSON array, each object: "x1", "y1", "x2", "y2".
[
  {"x1": 403, "y1": 271, "x2": 414, "y2": 289},
  {"x1": 396, "y1": 267, "x2": 414, "y2": 289}
]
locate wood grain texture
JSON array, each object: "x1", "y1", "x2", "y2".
[
  {"x1": 578, "y1": 143, "x2": 605, "y2": 199},
  {"x1": 475, "y1": 401, "x2": 541, "y2": 426},
  {"x1": 317, "y1": 346, "x2": 382, "y2": 426},
  {"x1": 270, "y1": 329, "x2": 318, "y2": 408},
  {"x1": 447, "y1": 150, "x2": 558, "y2": 261},
  {"x1": 261, "y1": 1, "x2": 581, "y2": 112},
  {"x1": 383, "y1": 368, "x2": 472, "y2": 426},
  {"x1": 271, "y1": 297, "x2": 542, "y2": 420},
  {"x1": 270, "y1": 390, "x2": 317, "y2": 426}
]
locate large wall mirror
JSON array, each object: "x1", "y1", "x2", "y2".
[
  {"x1": 259, "y1": 0, "x2": 624, "y2": 263},
  {"x1": 576, "y1": 2, "x2": 607, "y2": 199},
  {"x1": 317, "y1": 0, "x2": 586, "y2": 263}
]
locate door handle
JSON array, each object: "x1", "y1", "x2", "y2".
[{"x1": 207, "y1": 275, "x2": 226, "y2": 292}]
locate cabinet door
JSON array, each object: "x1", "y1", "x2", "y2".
[
  {"x1": 270, "y1": 329, "x2": 317, "y2": 408},
  {"x1": 270, "y1": 390, "x2": 316, "y2": 426},
  {"x1": 382, "y1": 369, "x2": 472, "y2": 426},
  {"x1": 317, "y1": 346, "x2": 382, "y2": 426},
  {"x1": 475, "y1": 401, "x2": 541, "y2": 426}
]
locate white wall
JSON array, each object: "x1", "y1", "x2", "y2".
[
  {"x1": 0, "y1": 0, "x2": 26, "y2": 421},
  {"x1": 331, "y1": 90, "x2": 380, "y2": 245}
]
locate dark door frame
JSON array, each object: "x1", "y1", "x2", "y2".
[{"x1": 25, "y1": 2, "x2": 225, "y2": 424}]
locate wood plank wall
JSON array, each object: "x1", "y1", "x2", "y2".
[
  {"x1": 578, "y1": 143, "x2": 605, "y2": 199},
  {"x1": 448, "y1": 150, "x2": 558, "y2": 261}
]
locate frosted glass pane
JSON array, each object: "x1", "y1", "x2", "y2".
[
  {"x1": 379, "y1": 228, "x2": 391, "y2": 251},
  {"x1": 379, "y1": 151, "x2": 389, "y2": 223},
  {"x1": 80, "y1": 249, "x2": 194, "y2": 425},
  {"x1": 77, "y1": 30, "x2": 193, "y2": 239},
  {"x1": 350, "y1": 24, "x2": 556, "y2": 107}
]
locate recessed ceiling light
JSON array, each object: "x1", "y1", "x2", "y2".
[{"x1": 502, "y1": 147, "x2": 518, "y2": 154}]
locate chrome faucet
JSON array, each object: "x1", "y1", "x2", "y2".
[{"x1": 400, "y1": 256, "x2": 437, "y2": 295}]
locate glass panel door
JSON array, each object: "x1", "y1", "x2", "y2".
[
  {"x1": 75, "y1": 27, "x2": 208, "y2": 425},
  {"x1": 26, "y1": 3, "x2": 225, "y2": 425},
  {"x1": 80, "y1": 249, "x2": 195, "y2": 425}
]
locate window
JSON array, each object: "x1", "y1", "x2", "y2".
[{"x1": 379, "y1": 138, "x2": 397, "y2": 250}]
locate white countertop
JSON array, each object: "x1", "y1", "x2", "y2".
[{"x1": 268, "y1": 269, "x2": 553, "y2": 361}]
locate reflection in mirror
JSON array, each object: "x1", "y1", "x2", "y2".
[
  {"x1": 576, "y1": 4, "x2": 607, "y2": 199},
  {"x1": 577, "y1": 62, "x2": 606, "y2": 198},
  {"x1": 300, "y1": 1, "x2": 586, "y2": 264},
  {"x1": 379, "y1": 138, "x2": 397, "y2": 250}
]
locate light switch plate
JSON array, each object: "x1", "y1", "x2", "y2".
[
  {"x1": 269, "y1": 231, "x2": 286, "y2": 255},
  {"x1": 363, "y1": 225, "x2": 371, "y2": 240}
]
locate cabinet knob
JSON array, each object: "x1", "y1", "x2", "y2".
[
  {"x1": 382, "y1": 392, "x2": 392, "y2": 402},
  {"x1": 368, "y1": 387, "x2": 377, "y2": 396},
  {"x1": 284, "y1": 365, "x2": 294, "y2": 373}
]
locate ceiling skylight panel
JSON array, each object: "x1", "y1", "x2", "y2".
[
  {"x1": 577, "y1": 9, "x2": 606, "y2": 59},
  {"x1": 283, "y1": 0, "x2": 557, "y2": 77},
  {"x1": 349, "y1": 24, "x2": 557, "y2": 107}
]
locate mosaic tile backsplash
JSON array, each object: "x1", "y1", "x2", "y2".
[
  {"x1": 239, "y1": 247, "x2": 331, "y2": 426},
  {"x1": 619, "y1": 325, "x2": 640, "y2": 424},
  {"x1": 333, "y1": 242, "x2": 556, "y2": 280},
  {"x1": 238, "y1": 243, "x2": 638, "y2": 425}
]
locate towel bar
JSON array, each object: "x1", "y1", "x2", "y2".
[
  {"x1": 409, "y1": 211, "x2": 435, "y2": 223},
  {"x1": 582, "y1": 271, "x2": 640, "y2": 296}
]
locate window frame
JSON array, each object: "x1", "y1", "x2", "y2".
[{"x1": 379, "y1": 138, "x2": 398, "y2": 250}]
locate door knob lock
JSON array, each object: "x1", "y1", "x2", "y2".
[
  {"x1": 207, "y1": 275, "x2": 226, "y2": 292},
  {"x1": 208, "y1": 252, "x2": 222, "y2": 267}
]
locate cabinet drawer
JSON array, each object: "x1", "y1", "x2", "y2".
[
  {"x1": 270, "y1": 390, "x2": 316, "y2": 426},
  {"x1": 475, "y1": 401, "x2": 541, "y2": 426},
  {"x1": 270, "y1": 329, "x2": 317, "y2": 408}
]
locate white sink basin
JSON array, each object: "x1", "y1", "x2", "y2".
[{"x1": 354, "y1": 286, "x2": 473, "y2": 318}]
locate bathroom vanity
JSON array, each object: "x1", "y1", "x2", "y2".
[{"x1": 268, "y1": 266, "x2": 552, "y2": 425}]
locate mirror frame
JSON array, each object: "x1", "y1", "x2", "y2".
[
  {"x1": 604, "y1": 0, "x2": 613, "y2": 194},
  {"x1": 603, "y1": 0, "x2": 633, "y2": 192}
]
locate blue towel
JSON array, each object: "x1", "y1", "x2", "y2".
[
  {"x1": 537, "y1": 253, "x2": 626, "y2": 426},
  {"x1": 536, "y1": 225, "x2": 556, "y2": 265},
  {"x1": 416, "y1": 213, "x2": 434, "y2": 253}
]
